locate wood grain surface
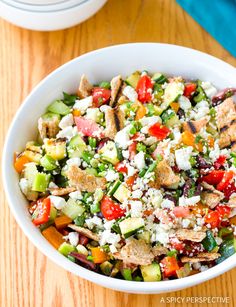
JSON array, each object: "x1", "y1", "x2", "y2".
[{"x1": 1, "y1": 0, "x2": 236, "y2": 306}]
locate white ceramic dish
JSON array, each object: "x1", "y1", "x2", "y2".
[
  {"x1": 0, "y1": 0, "x2": 107, "y2": 31},
  {"x1": 3, "y1": 43, "x2": 236, "y2": 294}
]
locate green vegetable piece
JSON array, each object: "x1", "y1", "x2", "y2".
[
  {"x1": 125, "y1": 71, "x2": 141, "y2": 88},
  {"x1": 216, "y1": 238, "x2": 236, "y2": 264},
  {"x1": 68, "y1": 255, "x2": 76, "y2": 262},
  {"x1": 63, "y1": 92, "x2": 77, "y2": 106},
  {"x1": 74, "y1": 214, "x2": 86, "y2": 227},
  {"x1": 40, "y1": 155, "x2": 57, "y2": 171},
  {"x1": 107, "y1": 180, "x2": 121, "y2": 196},
  {"x1": 152, "y1": 72, "x2": 167, "y2": 84},
  {"x1": 68, "y1": 135, "x2": 86, "y2": 158},
  {"x1": 47, "y1": 100, "x2": 71, "y2": 115},
  {"x1": 86, "y1": 168, "x2": 98, "y2": 176},
  {"x1": 141, "y1": 262, "x2": 161, "y2": 282},
  {"x1": 136, "y1": 143, "x2": 147, "y2": 152},
  {"x1": 99, "y1": 81, "x2": 111, "y2": 89},
  {"x1": 90, "y1": 202, "x2": 101, "y2": 214},
  {"x1": 58, "y1": 242, "x2": 76, "y2": 256},
  {"x1": 41, "y1": 112, "x2": 61, "y2": 121},
  {"x1": 100, "y1": 261, "x2": 113, "y2": 276},
  {"x1": 82, "y1": 151, "x2": 93, "y2": 164},
  {"x1": 193, "y1": 81, "x2": 207, "y2": 103},
  {"x1": 218, "y1": 227, "x2": 233, "y2": 238},
  {"x1": 88, "y1": 137, "x2": 97, "y2": 149},
  {"x1": 32, "y1": 173, "x2": 50, "y2": 192},
  {"x1": 202, "y1": 230, "x2": 217, "y2": 251},
  {"x1": 122, "y1": 268, "x2": 132, "y2": 281},
  {"x1": 62, "y1": 198, "x2": 85, "y2": 219}
]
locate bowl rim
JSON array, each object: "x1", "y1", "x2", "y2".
[{"x1": 3, "y1": 43, "x2": 236, "y2": 293}]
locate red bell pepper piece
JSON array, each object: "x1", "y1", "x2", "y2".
[
  {"x1": 148, "y1": 123, "x2": 170, "y2": 141},
  {"x1": 128, "y1": 142, "x2": 137, "y2": 160},
  {"x1": 223, "y1": 183, "x2": 236, "y2": 200},
  {"x1": 183, "y1": 83, "x2": 197, "y2": 98},
  {"x1": 136, "y1": 75, "x2": 154, "y2": 103},
  {"x1": 214, "y1": 155, "x2": 226, "y2": 169},
  {"x1": 115, "y1": 162, "x2": 128, "y2": 174},
  {"x1": 101, "y1": 196, "x2": 125, "y2": 220},
  {"x1": 161, "y1": 256, "x2": 179, "y2": 278},
  {"x1": 216, "y1": 171, "x2": 234, "y2": 191},
  {"x1": 32, "y1": 198, "x2": 51, "y2": 226},
  {"x1": 92, "y1": 87, "x2": 111, "y2": 107},
  {"x1": 201, "y1": 170, "x2": 225, "y2": 185},
  {"x1": 216, "y1": 205, "x2": 231, "y2": 218},
  {"x1": 204, "y1": 211, "x2": 221, "y2": 228}
]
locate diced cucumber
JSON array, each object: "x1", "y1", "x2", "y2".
[
  {"x1": 86, "y1": 108, "x2": 103, "y2": 124},
  {"x1": 67, "y1": 135, "x2": 86, "y2": 158},
  {"x1": 119, "y1": 217, "x2": 144, "y2": 238},
  {"x1": 47, "y1": 100, "x2": 71, "y2": 115},
  {"x1": 161, "y1": 81, "x2": 184, "y2": 111},
  {"x1": 40, "y1": 155, "x2": 57, "y2": 171},
  {"x1": 152, "y1": 73, "x2": 167, "y2": 84},
  {"x1": 32, "y1": 173, "x2": 50, "y2": 192},
  {"x1": 113, "y1": 184, "x2": 131, "y2": 203},
  {"x1": 23, "y1": 162, "x2": 38, "y2": 186},
  {"x1": 137, "y1": 230, "x2": 151, "y2": 243},
  {"x1": 62, "y1": 198, "x2": 85, "y2": 219},
  {"x1": 107, "y1": 180, "x2": 121, "y2": 196},
  {"x1": 74, "y1": 214, "x2": 86, "y2": 227},
  {"x1": 94, "y1": 188, "x2": 104, "y2": 203},
  {"x1": 140, "y1": 262, "x2": 161, "y2": 282},
  {"x1": 99, "y1": 141, "x2": 119, "y2": 165},
  {"x1": 86, "y1": 168, "x2": 98, "y2": 176},
  {"x1": 44, "y1": 138, "x2": 67, "y2": 160},
  {"x1": 82, "y1": 151, "x2": 93, "y2": 164},
  {"x1": 58, "y1": 242, "x2": 76, "y2": 256},
  {"x1": 216, "y1": 238, "x2": 236, "y2": 264},
  {"x1": 176, "y1": 263, "x2": 191, "y2": 278},
  {"x1": 121, "y1": 268, "x2": 132, "y2": 281},
  {"x1": 90, "y1": 202, "x2": 100, "y2": 214},
  {"x1": 202, "y1": 230, "x2": 217, "y2": 252},
  {"x1": 41, "y1": 112, "x2": 61, "y2": 121},
  {"x1": 161, "y1": 110, "x2": 180, "y2": 128},
  {"x1": 126, "y1": 71, "x2": 141, "y2": 88},
  {"x1": 99, "y1": 81, "x2": 111, "y2": 89},
  {"x1": 100, "y1": 261, "x2": 113, "y2": 276}
]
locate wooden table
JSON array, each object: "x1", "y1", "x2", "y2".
[{"x1": 1, "y1": 0, "x2": 236, "y2": 306}]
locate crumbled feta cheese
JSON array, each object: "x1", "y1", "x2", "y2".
[
  {"x1": 66, "y1": 157, "x2": 81, "y2": 167},
  {"x1": 209, "y1": 141, "x2": 220, "y2": 162},
  {"x1": 161, "y1": 199, "x2": 175, "y2": 209},
  {"x1": 123, "y1": 85, "x2": 138, "y2": 102},
  {"x1": 19, "y1": 178, "x2": 30, "y2": 195},
  {"x1": 100, "y1": 105, "x2": 111, "y2": 113},
  {"x1": 175, "y1": 146, "x2": 193, "y2": 170},
  {"x1": 105, "y1": 170, "x2": 119, "y2": 182},
  {"x1": 76, "y1": 244, "x2": 88, "y2": 256},
  {"x1": 48, "y1": 182, "x2": 58, "y2": 189},
  {"x1": 200, "y1": 265, "x2": 209, "y2": 272},
  {"x1": 154, "y1": 224, "x2": 170, "y2": 245},
  {"x1": 85, "y1": 216, "x2": 103, "y2": 229},
  {"x1": 73, "y1": 96, "x2": 93, "y2": 114},
  {"x1": 59, "y1": 114, "x2": 74, "y2": 129},
  {"x1": 182, "y1": 218, "x2": 191, "y2": 228},
  {"x1": 143, "y1": 136, "x2": 157, "y2": 146},
  {"x1": 109, "y1": 245, "x2": 118, "y2": 253},
  {"x1": 134, "y1": 151, "x2": 146, "y2": 170},
  {"x1": 122, "y1": 150, "x2": 130, "y2": 159},
  {"x1": 129, "y1": 200, "x2": 143, "y2": 217},
  {"x1": 69, "y1": 190, "x2": 82, "y2": 200},
  {"x1": 49, "y1": 195, "x2": 67, "y2": 209},
  {"x1": 56, "y1": 126, "x2": 77, "y2": 140},
  {"x1": 103, "y1": 220, "x2": 115, "y2": 230},
  {"x1": 201, "y1": 81, "x2": 217, "y2": 99},
  {"x1": 68, "y1": 232, "x2": 79, "y2": 246},
  {"x1": 191, "y1": 100, "x2": 210, "y2": 120},
  {"x1": 193, "y1": 262, "x2": 201, "y2": 270},
  {"x1": 139, "y1": 116, "x2": 161, "y2": 127},
  {"x1": 127, "y1": 164, "x2": 136, "y2": 176},
  {"x1": 114, "y1": 126, "x2": 131, "y2": 149},
  {"x1": 99, "y1": 230, "x2": 121, "y2": 246},
  {"x1": 215, "y1": 237, "x2": 223, "y2": 245},
  {"x1": 131, "y1": 189, "x2": 143, "y2": 199},
  {"x1": 85, "y1": 108, "x2": 100, "y2": 121},
  {"x1": 178, "y1": 95, "x2": 191, "y2": 111},
  {"x1": 179, "y1": 195, "x2": 201, "y2": 206}
]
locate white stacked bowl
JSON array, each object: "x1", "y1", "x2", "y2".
[{"x1": 0, "y1": 0, "x2": 107, "y2": 31}]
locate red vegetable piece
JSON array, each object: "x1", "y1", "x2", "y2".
[
  {"x1": 115, "y1": 162, "x2": 128, "y2": 174},
  {"x1": 205, "y1": 211, "x2": 221, "y2": 228},
  {"x1": 136, "y1": 75, "x2": 154, "y2": 103},
  {"x1": 148, "y1": 123, "x2": 170, "y2": 141},
  {"x1": 74, "y1": 117, "x2": 103, "y2": 138},
  {"x1": 216, "y1": 205, "x2": 231, "y2": 218},
  {"x1": 32, "y1": 198, "x2": 51, "y2": 226},
  {"x1": 161, "y1": 256, "x2": 179, "y2": 278},
  {"x1": 216, "y1": 171, "x2": 234, "y2": 191},
  {"x1": 173, "y1": 206, "x2": 190, "y2": 218},
  {"x1": 128, "y1": 142, "x2": 137, "y2": 160},
  {"x1": 214, "y1": 155, "x2": 226, "y2": 169},
  {"x1": 92, "y1": 87, "x2": 111, "y2": 107},
  {"x1": 101, "y1": 196, "x2": 125, "y2": 220},
  {"x1": 201, "y1": 170, "x2": 225, "y2": 185},
  {"x1": 183, "y1": 83, "x2": 197, "y2": 98}
]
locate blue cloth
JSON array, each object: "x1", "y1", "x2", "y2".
[{"x1": 176, "y1": 0, "x2": 236, "y2": 58}]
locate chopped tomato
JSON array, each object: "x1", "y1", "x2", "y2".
[
  {"x1": 136, "y1": 75, "x2": 154, "y2": 103},
  {"x1": 204, "y1": 210, "x2": 220, "y2": 228},
  {"x1": 125, "y1": 174, "x2": 137, "y2": 188},
  {"x1": 74, "y1": 117, "x2": 103, "y2": 138},
  {"x1": 101, "y1": 196, "x2": 125, "y2": 220},
  {"x1": 214, "y1": 155, "x2": 226, "y2": 169},
  {"x1": 128, "y1": 142, "x2": 137, "y2": 160},
  {"x1": 32, "y1": 198, "x2": 51, "y2": 226},
  {"x1": 169, "y1": 238, "x2": 185, "y2": 252},
  {"x1": 202, "y1": 170, "x2": 225, "y2": 185},
  {"x1": 216, "y1": 205, "x2": 231, "y2": 218},
  {"x1": 148, "y1": 123, "x2": 170, "y2": 141},
  {"x1": 92, "y1": 87, "x2": 111, "y2": 107},
  {"x1": 115, "y1": 162, "x2": 128, "y2": 174},
  {"x1": 183, "y1": 83, "x2": 197, "y2": 98},
  {"x1": 223, "y1": 183, "x2": 236, "y2": 200},
  {"x1": 173, "y1": 206, "x2": 190, "y2": 218},
  {"x1": 131, "y1": 132, "x2": 145, "y2": 141},
  {"x1": 79, "y1": 235, "x2": 89, "y2": 246},
  {"x1": 161, "y1": 256, "x2": 179, "y2": 278},
  {"x1": 216, "y1": 171, "x2": 234, "y2": 191}
]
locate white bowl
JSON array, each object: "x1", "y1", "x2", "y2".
[
  {"x1": 3, "y1": 43, "x2": 236, "y2": 294},
  {"x1": 0, "y1": 0, "x2": 107, "y2": 31}
]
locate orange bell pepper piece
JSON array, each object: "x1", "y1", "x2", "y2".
[
  {"x1": 182, "y1": 131, "x2": 203, "y2": 152},
  {"x1": 55, "y1": 215, "x2": 72, "y2": 230},
  {"x1": 14, "y1": 154, "x2": 30, "y2": 173},
  {"x1": 135, "y1": 103, "x2": 146, "y2": 120},
  {"x1": 170, "y1": 102, "x2": 180, "y2": 113},
  {"x1": 42, "y1": 226, "x2": 65, "y2": 249},
  {"x1": 72, "y1": 109, "x2": 81, "y2": 117},
  {"x1": 91, "y1": 247, "x2": 108, "y2": 264}
]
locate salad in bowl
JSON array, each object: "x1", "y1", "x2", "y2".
[{"x1": 14, "y1": 70, "x2": 236, "y2": 282}]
